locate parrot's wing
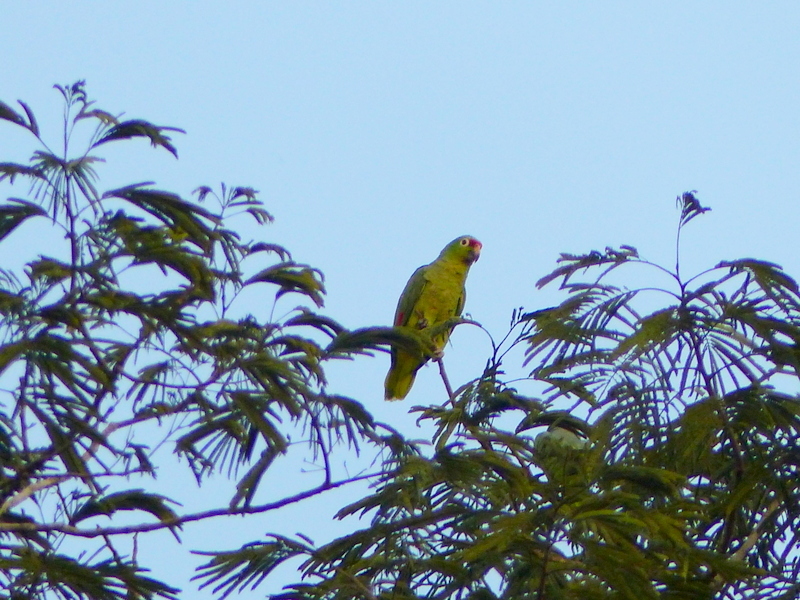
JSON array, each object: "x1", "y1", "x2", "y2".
[
  {"x1": 394, "y1": 265, "x2": 428, "y2": 326},
  {"x1": 455, "y1": 287, "x2": 466, "y2": 318}
]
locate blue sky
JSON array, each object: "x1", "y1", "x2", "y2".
[{"x1": 2, "y1": 3, "x2": 800, "y2": 597}]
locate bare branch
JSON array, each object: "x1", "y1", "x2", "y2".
[{"x1": 0, "y1": 471, "x2": 381, "y2": 538}]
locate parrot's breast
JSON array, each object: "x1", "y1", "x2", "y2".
[{"x1": 408, "y1": 263, "x2": 467, "y2": 349}]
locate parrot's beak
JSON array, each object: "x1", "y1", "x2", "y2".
[{"x1": 468, "y1": 240, "x2": 482, "y2": 263}]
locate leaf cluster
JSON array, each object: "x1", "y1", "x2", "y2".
[
  {"x1": 4, "y1": 85, "x2": 800, "y2": 600},
  {"x1": 197, "y1": 194, "x2": 800, "y2": 600},
  {"x1": 0, "y1": 83, "x2": 398, "y2": 599}
]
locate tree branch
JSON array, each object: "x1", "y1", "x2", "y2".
[
  {"x1": 0, "y1": 421, "x2": 123, "y2": 516},
  {"x1": 0, "y1": 471, "x2": 380, "y2": 538},
  {"x1": 713, "y1": 497, "x2": 782, "y2": 589}
]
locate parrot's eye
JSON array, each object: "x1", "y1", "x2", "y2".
[{"x1": 460, "y1": 238, "x2": 469, "y2": 246}]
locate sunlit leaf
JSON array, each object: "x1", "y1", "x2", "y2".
[
  {"x1": 27, "y1": 256, "x2": 73, "y2": 283},
  {"x1": 613, "y1": 308, "x2": 677, "y2": 358}
]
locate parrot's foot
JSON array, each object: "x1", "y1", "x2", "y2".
[{"x1": 431, "y1": 349, "x2": 444, "y2": 360}]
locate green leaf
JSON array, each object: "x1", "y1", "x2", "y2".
[
  {"x1": 536, "y1": 246, "x2": 639, "y2": 288},
  {"x1": 0, "y1": 339, "x2": 30, "y2": 376},
  {"x1": 17, "y1": 100, "x2": 39, "y2": 136},
  {"x1": 719, "y1": 258, "x2": 800, "y2": 296},
  {"x1": 677, "y1": 190, "x2": 710, "y2": 227},
  {"x1": 0, "y1": 162, "x2": 43, "y2": 183},
  {"x1": 284, "y1": 309, "x2": 345, "y2": 338},
  {"x1": 231, "y1": 392, "x2": 287, "y2": 454},
  {"x1": 104, "y1": 184, "x2": 219, "y2": 253},
  {"x1": 193, "y1": 536, "x2": 312, "y2": 600},
  {"x1": 0, "y1": 288, "x2": 25, "y2": 314},
  {"x1": 27, "y1": 256, "x2": 74, "y2": 283},
  {"x1": 5, "y1": 545, "x2": 180, "y2": 600},
  {"x1": 326, "y1": 326, "x2": 427, "y2": 357},
  {"x1": 613, "y1": 307, "x2": 677, "y2": 357},
  {"x1": 26, "y1": 402, "x2": 90, "y2": 480},
  {"x1": 0, "y1": 99, "x2": 27, "y2": 127},
  {"x1": 0, "y1": 512, "x2": 51, "y2": 550},
  {"x1": 0, "y1": 199, "x2": 48, "y2": 241},
  {"x1": 71, "y1": 489, "x2": 180, "y2": 525},
  {"x1": 93, "y1": 119, "x2": 185, "y2": 158},
  {"x1": 601, "y1": 465, "x2": 685, "y2": 498},
  {"x1": 246, "y1": 262, "x2": 325, "y2": 307},
  {"x1": 130, "y1": 361, "x2": 171, "y2": 403},
  {"x1": 248, "y1": 241, "x2": 290, "y2": 260},
  {"x1": 76, "y1": 107, "x2": 119, "y2": 126},
  {"x1": 229, "y1": 446, "x2": 281, "y2": 509}
]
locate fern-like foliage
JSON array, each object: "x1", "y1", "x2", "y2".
[
  {"x1": 199, "y1": 194, "x2": 800, "y2": 600},
  {"x1": 0, "y1": 83, "x2": 404, "y2": 599}
]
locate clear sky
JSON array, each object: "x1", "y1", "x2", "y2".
[{"x1": 2, "y1": 3, "x2": 800, "y2": 597}]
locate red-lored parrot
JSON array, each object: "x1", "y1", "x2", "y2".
[{"x1": 384, "y1": 235, "x2": 482, "y2": 401}]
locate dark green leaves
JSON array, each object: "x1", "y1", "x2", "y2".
[
  {"x1": 0, "y1": 546, "x2": 180, "y2": 600},
  {"x1": 613, "y1": 307, "x2": 678, "y2": 358},
  {"x1": 0, "y1": 99, "x2": 27, "y2": 127},
  {"x1": 5, "y1": 85, "x2": 799, "y2": 600},
  {"x1": 0, "y1": 83, "x2": 387, "y2": 600},
  {"x1": 0, "y1": 199, "x2": 47, "y2": 242},
  {"x1": 677, "y1": 190, "x2": 710, "y2": 227},
  {"x1": 0, "y1": 339, "x2": 31, "y2": 376},
  {"x1": 104, "y1": 184, "x2": 219, "y2": 253},
  {"x1": 219, "y1": 191, "x2": 800, "y2": 600},
  {"x1": 0, "y1": 163, "x2": 44, "y2": 183},
  {"x1": 536, "y1": 245, "x2": 639, "y2": 288},
  {"x1": 326, "y1": 326, "x2": 425, "y2": 356},
  {"x1": 71, "y1": 490, "x2": 179, "y2": 525},
  {"x1": 246, "y1": 262, "x2": 325, "y2": 307},
  {"x1": 719, "y1": 258, "x2": 800, "y2": 306},
  {"x1": 93, "y1": 119, "x2": 184, "y2": 158},
  {"x1": 194, "y1": 536, "x2": 312, "y2": 600}
]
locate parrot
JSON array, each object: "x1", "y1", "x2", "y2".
[{"x1": 384, "y1": 235, "x2": 482, "y2": 401}]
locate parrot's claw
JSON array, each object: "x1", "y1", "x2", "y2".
[{"x1": 431, "y1": 349, "x2": 445, "y2": 360}]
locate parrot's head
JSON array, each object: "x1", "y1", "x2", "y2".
[{"x1": 442, "y1": 235, "x2": 482, "y2": 265}]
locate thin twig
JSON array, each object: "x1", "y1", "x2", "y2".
[
  {"x1": 436, "y1": 357, "x2": 455, "y2": 401},
  {"x1": 713, "y1": 497, "x2": 782, "y2": 589},
  {"x1": 0, "y1": 421, "x2": 123, "y2": 516}
]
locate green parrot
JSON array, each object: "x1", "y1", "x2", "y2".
[{"x1": 384, "y1": 235, "x2": 482, "y2": 401}]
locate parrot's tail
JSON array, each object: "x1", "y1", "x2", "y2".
[
  {"x1": 384, "y1": 357, "x2": 419, "y2": 401},
  {"x1": 384, "y1": 370, "x2": 416, "y2": 401}
]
